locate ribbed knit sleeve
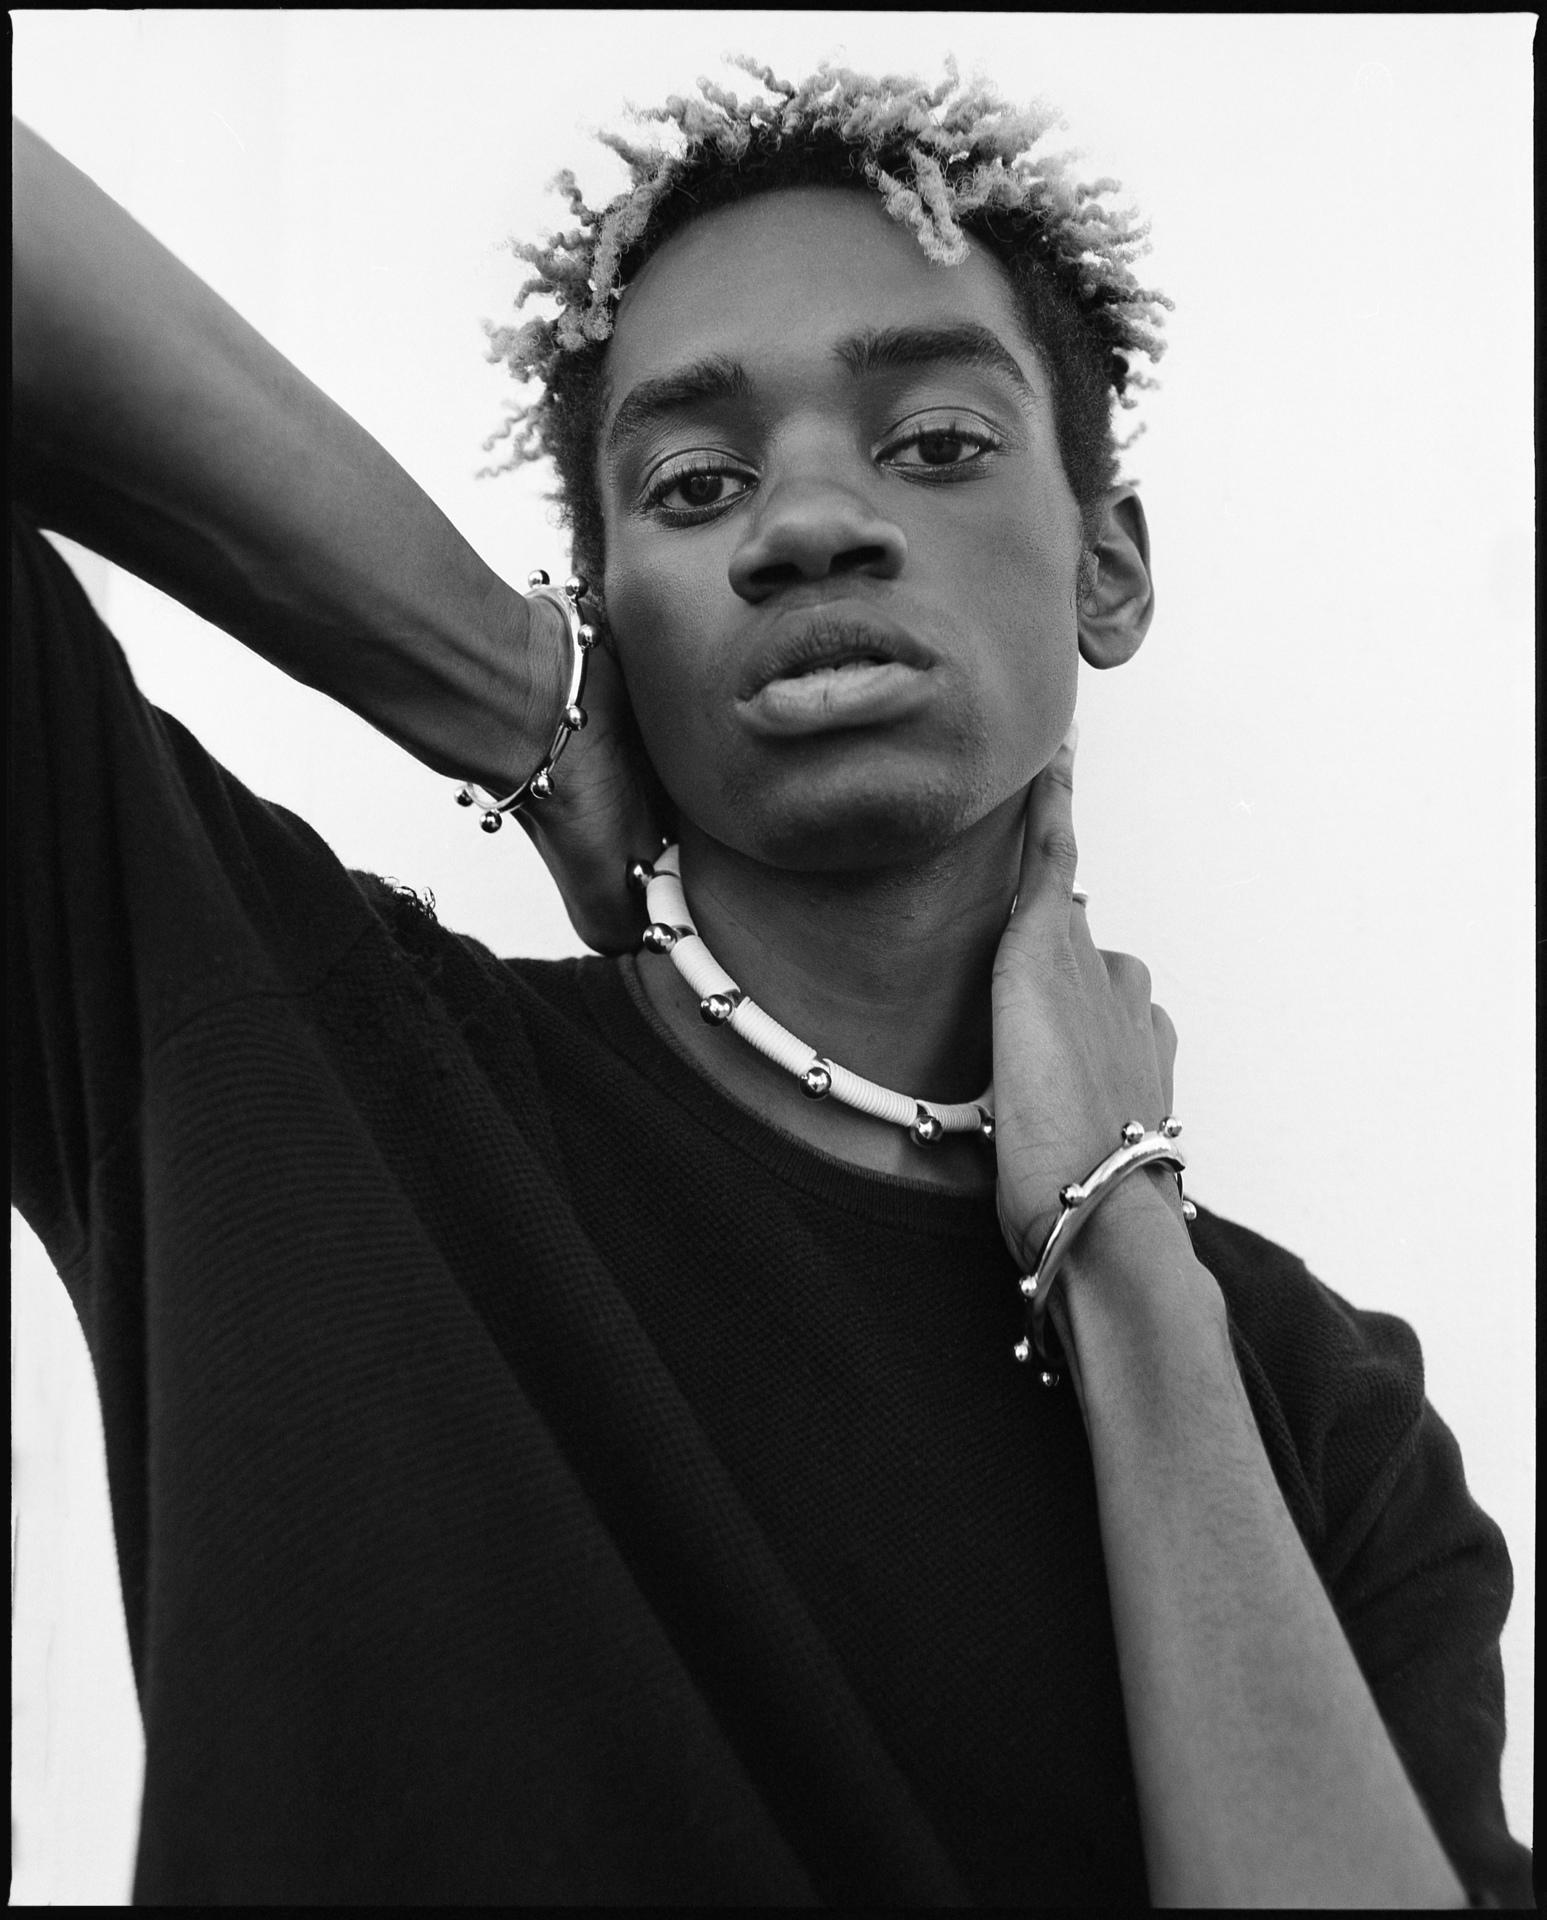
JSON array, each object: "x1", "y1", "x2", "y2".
[
  {"x1": 8, "y1": 509, "x2": 377, "y2": 1277},
  {"x1": 1191, "y1": 1210, "x2": 1534, "y2": 1909},
  {"x1": 1334, "y1": 1401, "x2": 1529, "y2": 1908}
]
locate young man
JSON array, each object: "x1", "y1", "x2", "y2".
[{"x1": 11, "y1": 60, "x2": 1531, "y2": 1906}]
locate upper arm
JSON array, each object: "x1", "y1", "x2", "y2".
[{"x1": 1329, "y1": 1404, "x2": 1532, "y2": 1908}]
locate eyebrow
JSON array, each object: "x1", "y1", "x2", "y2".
[
  {"x1": 603, "y1": 322, "x2": 1039, "y2": 460},
  {"x1": 839, "y1": 322, "x2": 1039, "y2": 407},
  {"x1": 604, "y1": 354, "x2": 753, "y2": 461}
]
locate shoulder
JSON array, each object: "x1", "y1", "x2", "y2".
[
  {"x1": 1185, "y1": 1203, "x2": 1426, "y2": 1563},
  {"x1": 344, "y1": 871, "x2": 611, "y2": 1025},
  {"x1": 1187, "y1": 1202, "x2": 1424, "y2": 1399}
]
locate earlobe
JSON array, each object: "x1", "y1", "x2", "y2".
[{"x1": 1076, "y1": 488, "x2": 1155, "y2": 670}]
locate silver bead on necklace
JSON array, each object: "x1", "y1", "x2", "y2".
[{"x1": 637, "y1": 845, "x2": 994, "y2": 1147}]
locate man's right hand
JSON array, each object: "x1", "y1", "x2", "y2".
[{"x1": 508, "y1": 593, "x2": 669, "y2": 956}]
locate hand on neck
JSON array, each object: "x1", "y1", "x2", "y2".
[{"x1": 632, "y1": 795, "x2": 1027, "y2": 1188}]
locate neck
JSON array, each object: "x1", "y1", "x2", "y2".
[{"x1": 632, "y1": 794, "x2": 1026, "y2": 1190}]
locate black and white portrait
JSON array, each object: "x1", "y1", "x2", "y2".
[{"x1": 11, "y1": 11, "x2": 1533, "y2": 1904}]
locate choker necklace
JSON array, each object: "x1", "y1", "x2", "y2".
[{"x1": 637, "y1": 845, "x2": 994, "y2": 1148}]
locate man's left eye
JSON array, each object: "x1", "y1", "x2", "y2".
[
  {"x1": 887, "y1": 423, "x2": 1000, "y2": 470},
  {"x1": 913, "y1": 430, "x2": 980, "y2": 464}
]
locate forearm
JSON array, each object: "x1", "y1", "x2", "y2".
[
  {"x1": 11, "y1": 118, "x2": 554, "y2": 790},
  {"x1": 1059, "y1": 1182, "x2": 1467, "y2": 1908}
]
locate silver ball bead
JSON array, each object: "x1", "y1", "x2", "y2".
[
  {"x1": 563, "y1": 703, "x2": 587, "y2": 731},
  {"x1": 977, "y1": 1106, "x2": 996, "y2": 1140},
  {"x1": 479, "y1": 811, "x2": 502, "y2": 834},
  {"x1": 909, "y1": 1109, "x2": 945, "y2": 1147},
  {"x1": 1182, "y1": 1199, "x2": 1198, "y2": 1223},
  {"x1": 529, "y1": 769, "x2": 555, "y2": 801},
  {"x1": 642, "y1": 922, "x2": 678, "y2": 954},
  {"x1": 1059, "y1": 1182, "x2": 1083, "y2": 1208},
  {"x1": 564, "y1": 575, "x2": 588, "y2": 599},
  {"x1": 577, "y1": 624, "x2": 597, "y2": 651},
  {"x1": 1161, "y1": 1115, "x2": 1183, "y2": 1139},
  {"x1": 1013, "y1": 1338, "x2": 1032, "y2": 1364},
  {"x1": 1019, "y1": 1275, "x2": 1038, "y2": 1299},
  {"x1": 1040, "y1": 1369, "x2": 1062, "y2": 1390},
  {"x1": 800, "y1": 1063, "x2": 832, "y2": 1100},
  {"x1": 699, "y1": 993, "x2": 736, "y2": 1025},
  {"x1": 627, "y1": 860, "x2": 655, "y2": 893},
  {"x1": 1121, "y1": 1120, "x2": 1145, "y2": 1147},
  {"x1": 455, "y1": 788, "x2": 475, "y2": 807},
  {"x1": 527, "y1": 568, "x2": 550, "y2": 588}
]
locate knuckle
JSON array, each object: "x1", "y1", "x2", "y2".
[
  {"x1": 1103, "y1": 950, "x2": 1152, "y2": 999},
  {"x1": 1039, "y1": 824, "x2": 1080, "y2": 873}
]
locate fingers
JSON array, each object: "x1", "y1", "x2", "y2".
[
  {"x1": 1096, "y1": 947, "x2": 1179, "y2": 1115},
  {"x1": 515, "y1": 635, "x2": 668, "y2": 955},
  {"x1": 1015, "y1": 719, "x2": 1080, "y2": 916},
  {"x1": 1152, "y1": 1001, "x2": 1177, "y2": 1115},
  {"x1": 1100, "y1": 949, "x2": 1152, "y2": 1003}
]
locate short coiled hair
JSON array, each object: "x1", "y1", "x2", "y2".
[{"x1": 479, "y1": 55, "x2": 1171, "y2": 602}]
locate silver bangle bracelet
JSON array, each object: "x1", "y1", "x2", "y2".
[
  {"x1": 455, "y1": 571, "x2": 595, "y2": 831},
  {"x1": 1013, "y1": 1118, "x2": 1198, "y2": 1387}
]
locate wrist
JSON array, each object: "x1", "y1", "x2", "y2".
[
  {"x1": 479, "y1": 583, "x2": 571, "y2": 791},
  {"x1": 1078, "y1": 1160, "x2": 1192, "y2": 1251},
  {"x1": 1054, "y1": 1173, "x2": 1225, "y2": 1377}
]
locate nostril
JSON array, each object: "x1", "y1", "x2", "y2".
[
  {"x1": 746, "y1": 558, "x2": 807, "y2": 593},
  {"x1": 832, "y1": 545, "x2": 893, "y2": 576},
  {"x1": 747, "y1": 546, "x2": 891, "y2": 593},
  {"x1": 729, "y1": 513, "x2": 907, "y2": 602}
]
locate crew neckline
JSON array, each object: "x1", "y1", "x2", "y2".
[{"x1": 570, "y1": 953, "x2": 1006, "y2": 1242}]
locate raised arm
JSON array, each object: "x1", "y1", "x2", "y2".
[
  {"x1": 11, "y1": 118, "x2": 659, "y2": 947},
  {"x1": 11, "y1": 115, "x2": 559, "y2": 796}
]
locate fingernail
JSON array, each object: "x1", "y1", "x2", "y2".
[{"x1": 1062, "y1": 718, "x2": 1080, "y2": 755}]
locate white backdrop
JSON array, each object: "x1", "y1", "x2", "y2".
[{"x1": 10, "y1": 10, "x2": 1535, "y2": 1902}]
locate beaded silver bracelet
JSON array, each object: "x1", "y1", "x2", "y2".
[
  {"x1": 1014, "y1": 1119, "x2": 1198, "y2": 1387},
  {"x1": 455, "y1": 571, "x2": 595, "y2": 831}
]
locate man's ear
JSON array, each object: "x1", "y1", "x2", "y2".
[{"x1": 1076, "y1": 487, "x2": 1154, "y2": 670}]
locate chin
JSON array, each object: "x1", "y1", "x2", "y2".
[{"x1": 711, "y1": 758, "x2": 993, "y2": 874}]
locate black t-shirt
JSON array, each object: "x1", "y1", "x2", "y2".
[{"x1": 9, "y1": 512, "x2": 1534, "y2": 1906}]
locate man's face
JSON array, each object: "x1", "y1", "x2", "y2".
[{"x1": 597, "y1": 186, "x2": 1086, "y2": 869}]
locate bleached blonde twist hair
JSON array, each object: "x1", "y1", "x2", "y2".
[{"x1": 478, "y1": 54, "x2": 1171, "y2": 581}]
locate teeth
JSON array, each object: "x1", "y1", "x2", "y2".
[{"x1": 797, "y1": 656, "x2": 886, "y2": 676}]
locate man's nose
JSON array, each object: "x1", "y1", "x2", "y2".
[{"x1": 727, "y1": 468, "x2": 907, "y2": 602}]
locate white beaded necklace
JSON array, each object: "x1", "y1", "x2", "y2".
[{"x1": 640, "y1": 845, "x2": 995, "y2": 1147}]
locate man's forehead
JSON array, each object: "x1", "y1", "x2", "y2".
[
  {"x1": 615, "y1": 184, "x2": 1021, "y2": 336},
  {"x1": 601, "y1": 188, "x2": 1041, "y2": 427}
]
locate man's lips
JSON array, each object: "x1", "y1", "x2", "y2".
[
  {"x1": 740, "y1": 660, "x2": 933, "y2": 736},
  {"x1": 736, "y1": 609, "x2": 936, "y2": 701},
  {"x1": 735, "y1": 609, "x2": 937, "y2": 737}
]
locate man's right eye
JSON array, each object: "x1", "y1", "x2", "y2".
[{"x1": 643, "y1": 459, "x2": 755, "y2": 520}]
